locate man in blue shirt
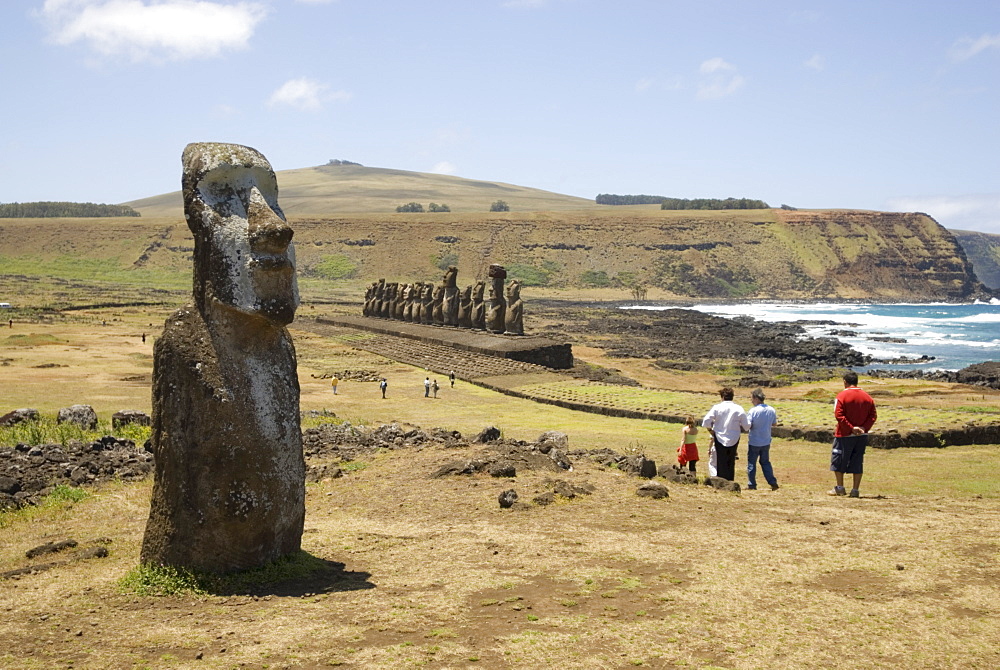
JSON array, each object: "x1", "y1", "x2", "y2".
[{"x1": 746, "y1": 388, "x2": 779, "y2": 491}]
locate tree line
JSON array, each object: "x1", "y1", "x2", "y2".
[
  {"x1": 0, "y1": 201, "x2": 141, "y2": 218},
  {"x1": 596, "y1": 194, "x2": 771, "y2": 210}
]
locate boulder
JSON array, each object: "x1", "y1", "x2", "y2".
[
  {"x1": 112, "y1": 410, "x2": 151, "y2": 429},
  {"x1": 704, "y1": 476, "x2": 741, "y2": 492},
  {"x1": 0, "y1": 408, "x2": 39, "y2": 427},
  {"x1": 474, "y1": 426, "x2": 502, "y2": 443},
  {"x1": 637, "y1": 482, "x2": 669, "y2": 499},
  {"x1": 57, "y1": 405, "x2": 98, "y2": 430},
  {"x1": 498, "y1": 489, "x2": 518, "y2": 508}
]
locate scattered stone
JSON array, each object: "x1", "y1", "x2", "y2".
[
  {"x1": 704, "y1": 477, "x2": 741, "y2": 492},
  {"x1": 76, "y1": 546, "x2": 109, "y2": 560},
  {"x1": 0, "y1": 408, "x2": 39, "y2": 427},
  {"x1": 488, "y1": 462, "x2": 516, "y2": 478},
  {"x1": 56, "y1": 405, "x2": 98, "y2": 430},
  {"x1": 636, "y1": 482, "x2": 669, "y2": 499},
  {"x1": 658, "y1": 464, "x2": 699, "y2": 485},
  {"x1": 111, "y1": 410, "x2": 150, "y2": 429},
  {"x1": 26, "y1": 539, "x2": 78, "y2": 559},
  {"x1": 474, "y1": 426, "x2": 501, "y2": 443},
  {"x1": 498, "y1": 489, "x2": 518, "y2": 508},
  {"x1": 624, "y1": 455, "x2": 657, "y2": 478}
]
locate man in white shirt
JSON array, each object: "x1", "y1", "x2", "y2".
[{"x1": 702, "y1": 387, "x2": 750, "y2": 481}]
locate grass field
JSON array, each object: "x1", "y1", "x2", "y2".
[{"x1": 2, "y1": 300, "x2": 1000, "y2": 669}]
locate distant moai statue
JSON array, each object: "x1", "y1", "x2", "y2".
[
  {"x1": 362, "y1": 282, "x2": 374, "y2": 316},
  {"x1": 457, "y1": 285, "x2": 474, "y2": 328},
  {"x1": 470, "y1": 281, "x2": 486, "y2": 330},
  {"x1": 411, "y1": 282, "x2": 424, "y2": 323},
  {"x1": 141, "y1": 142, "x2": 304, "y2": 573},
  {"x1": 486, "y1": 264, "x2": 507, "y2": 333},
  {"x1": 401, "y1": 283, "x2": 414, "y2": 322},
  {"x1": 505, "y1": 279, "x2": 524, "y2": 335},
  {"x1": 441, "y1": 266, "x2": 460, "y2": 326},
  {"x1": 381, "y1": 282, "x2": 397, "y2": 319},
  {"x1": 373, "y1": 279, "x2": 386, "y2": 317},
  {"x1": 420, "y1": 283, "x2": 435, "y2": 324},
  {"x1": 431, "y1": 284, "x2": 445, "y2": 325}
]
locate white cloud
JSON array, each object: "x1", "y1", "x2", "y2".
[
  {"x1": 886, "y1": 194, "x2": 1000, "y2": 234},
  {"x1": 38, "y1": 0, "x2": 267, "y2": 61},
  {"x1": 431, "y1": 161, "x2": 456, "y2": 175},
  {"x1": 295, "y1": 0, "x2": 336, "y2": 4},
  {"x1": 266, "y1": 77, "x2": 351, "y2": 111},
  {"x1": 635, "y1": 77, "x2": 653, "y2": 92},
  {"x1": 804, "y1": 54, "x2": 824, "y2": 71},
  {"x1": 949, "y1": 33, "x2": 1000, "y2": 62},
  {"x1": 696, "y1": 57, "x2": 744, "y2": 100}
]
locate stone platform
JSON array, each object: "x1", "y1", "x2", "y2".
[{"x1": 314, "y1": 316, "x2": 573, "y2": 369}]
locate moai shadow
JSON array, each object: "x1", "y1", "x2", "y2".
[{"x1": 141, "y1": 143, "x2": 305, "y2": 573}]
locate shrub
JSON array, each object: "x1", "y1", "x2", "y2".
[
  {"x1": 490, "y1": 200, "x2": 510, "y2": 212},
  {"x1": 428, "y1": 203, "x2": 451, "y2": 212},
  {"x1": 580, "y1": 270, "x2": 611, "y2": 287},
  {"x1": 396, "y1": 202, "x2": 424, "y2": 213},
  {"x1": 313, "y1": 254, "x2": 358, "y2": 280}
]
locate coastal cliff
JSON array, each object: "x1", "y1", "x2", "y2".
[
  {"x1": 287, "y1": 208, "x2": 991, "y2": 302},
  {"x1": 951, "y1": 229, "x2": 1000, "y2": 290}
]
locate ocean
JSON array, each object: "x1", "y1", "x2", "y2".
[{"x1": 626, "y1": 300, "x2": 1000, "y2": 372}]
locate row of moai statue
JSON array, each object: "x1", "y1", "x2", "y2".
[{"x1": 363, "y1": 264, "x2": 523, "y2": 335}]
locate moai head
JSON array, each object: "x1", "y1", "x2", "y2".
[
  {"x1": 442, "y1": 266, "x2": 458, "y2": 288},
  {"x1": 182, "y1": 142, "x2": 297, "y2": 325},
  {"x1": 401, "y1": 284, "x2": 412, "y2": 301},
  {"x1": 461, "y1": 285, "x2": 472, "y2": 300},
  {"x1": 472, "y1": 281, "x2": 485, "y2": 301},
  {"x1": 506, "y1": 279, "x2": 521, "y2": 302}
]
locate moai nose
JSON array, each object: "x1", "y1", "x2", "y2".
[{"x1": 248, "y1": 192, "x2": 293, "y2": 254}]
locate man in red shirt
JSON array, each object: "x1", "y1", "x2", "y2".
[{"x1": 829, "y1": 371, "x2": 877, "y2": 498}]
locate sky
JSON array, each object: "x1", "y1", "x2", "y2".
[{"x1": 1, "y1": 0, "x2": 998, "y2": 233}]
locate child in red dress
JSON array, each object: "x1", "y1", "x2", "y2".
[{"x1": 677, "y1": 415, "x2": 700, "y2": 473}]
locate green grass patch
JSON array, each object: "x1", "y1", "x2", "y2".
[
  {"x1": 118, "y1": 550, "x2": 330, "y2": 596},
  {"x1": 0, "y1": 483, "x2": 91, "y2": 529},
  {"x1": 0, "y1": 418, "x2": 151, "y2": 449},
  {"x1": 312, "y1": 254, "x2": 359, "y2": 280},
  {"x1": 2, "y1": 333, "x2": 65, "y2": 347}
]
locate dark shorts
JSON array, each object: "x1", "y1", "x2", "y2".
[{"x1": 830, "y1": 435, "x2": 867, "y2": 474}]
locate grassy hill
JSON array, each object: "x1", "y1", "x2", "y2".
[{"x1": 126, "y1": 164, "x2": 595, "y2": 217}]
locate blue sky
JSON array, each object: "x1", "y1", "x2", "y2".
[{"x1": 1, "y1": 0, "x2": 998, "y2": 232}]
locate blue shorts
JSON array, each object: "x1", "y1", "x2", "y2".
[{"x1": 830, "y1": 435, "x2": 867, "y2": 474}]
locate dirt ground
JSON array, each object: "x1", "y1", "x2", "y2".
[{"x1": 2, "y1": 305, "x2": 1000, "y2": 669}]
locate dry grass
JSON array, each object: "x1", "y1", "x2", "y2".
[{"x1": 2, "y1": 306, "x2": 1000, "y2": 668}]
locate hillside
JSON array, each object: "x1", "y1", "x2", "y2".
[
  {"x1": 0, "y1": 208, "x2": 990, "y2": 303},
  {"x1": 951, "y1": 229, "x2": 1000, "y2": 289},
  {"x1": 126, "y1": 164, "x2": 595, "y2": 217}
]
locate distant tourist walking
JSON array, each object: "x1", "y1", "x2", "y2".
[
  {"x1": 449, "y1": 370, "x2": 456, "y2": 388},
  {"x1": 432, "y1": 379, "x2": 439, "y2": 398},
  {"x1": 379, "y1": 378, "x2": 388, "y2": 399},
  {"x1": 424, "y1": 377, "x2": 431, "y2": 397},
  {"x1": 829, "y1": 371, "x2": 877, "y2": 498},
  {"x1": 702, "y1": 387, "x2": 750, "y2": 481},
  {"x1": 330, "y1": 376, "x2": 339, "y2": 395},
  {"x1": 677, "y1": 415, "x2": 700, "y2": 473},
  {"x1": 746, "y1": 388, "x2": 779, "y2": 490}
]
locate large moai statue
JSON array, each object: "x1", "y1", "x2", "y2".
[
  {"x1": 457, "y1": 285, "x2": 473, "y2": 328},
  {"x1": 441, "y1": 266, "x2": 460, "y2": 326},
  {"x1": 486, "y1": 264, "x2": 507, "y2": 333},
  {"x1": 471, "y1": 281, "x2": 486, "y2": 330},
  {"x1": 505, "y1": 279, "x2": 524, "y2": 335},
  {"x1": 141, "y1": 142, "x2": 304, "y2": 573}
]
